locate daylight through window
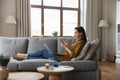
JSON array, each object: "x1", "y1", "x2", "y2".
[{"x1": 30, "y1": 0, "x2": 80, "y2": 36}]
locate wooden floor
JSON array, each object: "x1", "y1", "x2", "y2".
[{"x1": 98, "y1": 61, "x2": 120, "y2": 80}]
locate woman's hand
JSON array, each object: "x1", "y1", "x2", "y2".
[
  {"x1": 61, "y1": 40, "x2": 72, "y2": 57},
  {"x1": 61, "y1": 40, "x2": 68, "y2": 47}
]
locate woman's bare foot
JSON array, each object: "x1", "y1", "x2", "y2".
[{"x1": 13, "y1": 52, "x2": 27, "y2": 60}]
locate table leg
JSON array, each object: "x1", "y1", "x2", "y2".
[{"x1": 49, "y1": 75, "x2": 61, "y2": 80}]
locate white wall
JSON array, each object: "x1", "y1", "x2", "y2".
[{"x1": 0, "y1": 0, "x2": 16, "y2": 37}]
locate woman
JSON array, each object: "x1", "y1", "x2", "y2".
[{"x1": 13, "y1": 26, "x2": 87, "y2": 62}]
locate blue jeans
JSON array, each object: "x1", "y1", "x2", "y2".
[{"x1": 27, "y1": 49, "x2": 60, "y2": 62}]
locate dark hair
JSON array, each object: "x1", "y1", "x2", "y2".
[{"x1": 74, "y1": 26, "x2": 87, "y2": 42}]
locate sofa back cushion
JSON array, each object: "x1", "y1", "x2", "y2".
[
  {"x1": 27, "y1": 38, "x2": 57, "y2": 54},
  {"x1": 57, "y1": 37, "x2": 76, "y2": 54},
  {"x1": 0, "y1": 37, "x2": 28, "y2": 57}
]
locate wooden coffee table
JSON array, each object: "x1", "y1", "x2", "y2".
[
  {"x1": 8, "y1": 72, "x2": 44, "y2": 80},
  {"x1": 37, "y1": 66, "x2": 74, "y2": 80}
]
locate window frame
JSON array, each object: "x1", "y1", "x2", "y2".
[{"x1": 30, "y1": 0, "x2": 80, "y2": 37}]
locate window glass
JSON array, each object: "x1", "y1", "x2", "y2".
[
  {"x1": 63, "y1": 0, "x2": 78, "y2": 8},
  {"x1": 44, "y1": 0, "x2": 61, "y2": 7},
  {"x1": 31, "y1": 8, "x2": 41, "y2": 36},
  {"x1": 63, "y1": 10, "x2": 78, "y2": 36},
  {"x1": 44, "y1": 9, "x2": 60, "y2": 36},
  {"x1": 30, "y1": 0, "x2": 41, "y2": 5}
]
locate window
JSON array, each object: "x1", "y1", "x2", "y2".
[{"x1": 30, "y1": 0, "x2": 80, "y2": 37}]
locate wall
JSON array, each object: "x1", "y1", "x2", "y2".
[
  {"x1": 101, "y1": 0, "x2": 116, "y2": 60},
  {"x1": 0, "y1": 0, "x2": 16, "y2": 37}
]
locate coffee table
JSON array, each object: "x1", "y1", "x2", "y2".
[
  {"x1": 8, "y1": 72, "x2": 44, "y2": 80},
  {"x1": 37, "y1": 66, "x2": 74, "y2": 80}
]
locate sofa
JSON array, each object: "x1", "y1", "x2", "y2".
[{"x1": 0, "y1": 37, "x2": 101, "y2": 80}]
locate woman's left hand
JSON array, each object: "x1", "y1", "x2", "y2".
[{"x1": 61, "y1": 40, "x2": 68, "y2": 47}]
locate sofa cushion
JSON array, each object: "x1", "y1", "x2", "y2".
[
  {"x1": 60, "y1": 60, "x2": 97, "y2": 71},
  {"x1": 8, "y1": 57, "x2": 20, "y2": 72},
  {"x1": 71, "y1": 41, "x2": 91, "y2": 61},
  {"x1": 83, "y1": 39, "x2": 100, "y2": 60},
  {"x1": 18, "y1": 59, "x2": 56, "y2": 71},
  {"x1": 57, "y1": 37, "x2": 75, "y2": 54},
  {"x1": 0, "y1": 37, "x2": 28, "y2": 56},
  {"x1": 27, "y1": 38, "x2": 57, "y2": 54}
]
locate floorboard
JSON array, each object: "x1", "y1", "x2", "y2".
[{"x1": 98, "y1": 61, "x2": 120, "y2": 80}]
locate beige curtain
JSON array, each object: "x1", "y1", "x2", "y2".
[
  {"x1": 86, "y1": 0, "x2": 102, "y2": 60},
  {"x1": 16, "y1": 0, "x2": 31, "y2": 37},
  {"x1": 86, "y1": 0, "x2": 102, "y2": 40}
]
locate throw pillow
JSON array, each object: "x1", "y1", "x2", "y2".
[{"x1": 83, "y1": 39, "x2": 100, "y2": 60}]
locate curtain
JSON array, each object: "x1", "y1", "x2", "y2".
[
  {"x1": 80, "y1": 0, "x2": 87, "y2": 29},
  {"x1": 16, "y1": 0, "x2": 31, "y2": 37},
  {"x1": 86, "y1": 0, "x2": 102, "y2": 60},
  {"x1": 86, "y1": 0, "x2": 102, "y2": 40}
]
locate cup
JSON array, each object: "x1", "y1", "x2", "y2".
[
  {"x1": 48, "y1": 57, "x2": 55, "y2": 69},
  {"x1": 45, "y1": 63, "x2": 49, "y2": 69}
]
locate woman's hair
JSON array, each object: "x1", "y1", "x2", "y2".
[{"x1": 74, "y1": 26, "x2": 87, "y2": 42}]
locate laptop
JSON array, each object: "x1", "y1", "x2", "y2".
[
  {"x1": 43, "y1": 44, "x2": 65, "y2": 56},
  {"x1": 44, "y1": 44, "x2": 54, "y2": 54}
]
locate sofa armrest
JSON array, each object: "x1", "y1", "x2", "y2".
[{"x1": 60, "y1": 60, "x2": 97, "y2": 72}]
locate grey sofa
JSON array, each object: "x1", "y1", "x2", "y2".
[{"x1": 0, "y1": 37, "x2": 101, "y2": 80}]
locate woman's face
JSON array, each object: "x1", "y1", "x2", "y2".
[{"x1": 74, "y1": 29, "x2": 82, "y2": 39}]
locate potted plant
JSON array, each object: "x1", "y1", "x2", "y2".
[
  {"x1": 0, "y1": 55, "x2": 10, "y2": 80},
  {"x1": 52, "y1": 31, "x2": 58, "y2": 37}
]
